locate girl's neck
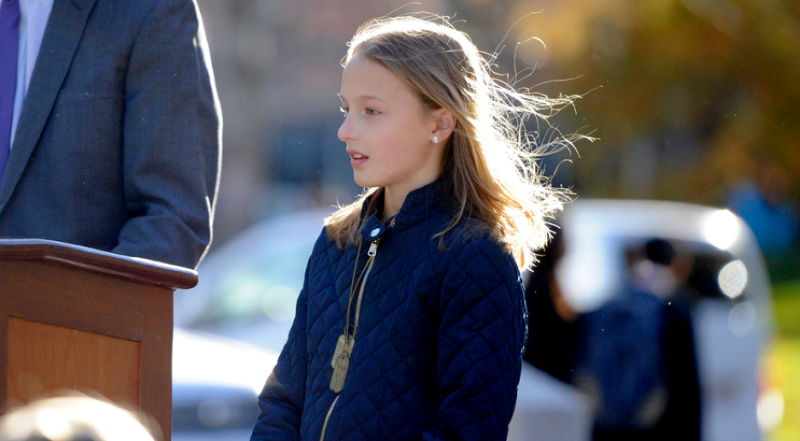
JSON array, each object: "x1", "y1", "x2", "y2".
[{"x1": 381, "y1": 187, "x2": 403, "y2": 223}]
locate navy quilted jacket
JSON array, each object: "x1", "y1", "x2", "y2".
[{"x1": 251, "y1": 180, "x2": 527, "y2": 440}]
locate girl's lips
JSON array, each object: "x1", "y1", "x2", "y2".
[
  {"x1": 349, "y1": 151, "x2": 368, "y2": 167},
  {"x1": 350, "y1": 156, "x2": 368, "y2": 167}
]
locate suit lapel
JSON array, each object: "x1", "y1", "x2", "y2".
[{"x1": 0, "y1": 0, "x2": 98, "y2": 213}]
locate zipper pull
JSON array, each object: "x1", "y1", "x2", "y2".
[{"x1": 367, "y1": 239, "x2": 379, "y2": 257}]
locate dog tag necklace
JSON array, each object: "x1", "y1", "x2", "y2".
[
  {"x1": 329, "y1": 218, "x2": 393, "y2": 393},
  {"x1": 330, "y1": 238, "x2": 380, "y2": 393}
]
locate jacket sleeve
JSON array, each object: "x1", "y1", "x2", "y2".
[
  {"x1": 251, "y1": 237, "x2": 316, "y2": 440},
  {"x1": 423, "y1": 238, "x2": 527, "y2": 441},
  {"x1": 112, "y1": 0, "x2": 222, "y2": 269}
]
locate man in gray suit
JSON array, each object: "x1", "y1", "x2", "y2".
[{"x1": 0, "y1": 0, "x2": 221, "y2": 269}]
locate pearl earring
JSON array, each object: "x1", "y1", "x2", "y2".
[{"x1": 432, "y1": 136, "x2": 439, "y2": 143}]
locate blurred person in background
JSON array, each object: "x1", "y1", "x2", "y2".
[
  {"x1": 727, "y1": 161, "x2": 799, "y2": 256},
  {"x1": 251, "y1": 14, "x2": 579, "y2": 441},
  {"x1": 525, "y1": 236, "x2": 701, "y2": 441},
  {"x1": 0, "y1": 0, "x2": 221, "y2": 269},
  {"x1": 0, "y1": 394, "x2": 158, "y2": 441}
]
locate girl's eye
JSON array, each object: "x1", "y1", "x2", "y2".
[
  {"x1": 340, "y1": 107, "x2": 349, "y2": 117},
  {"x1": 366, "y1": 108, "x2": 380, "y2": 116}
]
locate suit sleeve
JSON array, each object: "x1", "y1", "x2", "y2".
[
  {"x1": 113, "y1": 0, "x2": 222, "y2": 268},
  {"x1": 423, "y1": 239, "x2": 527, "y2": 441}
]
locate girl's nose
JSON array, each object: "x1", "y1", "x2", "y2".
[{"x1": 338, "y1": 115, "x2": 353, "y2": 142}]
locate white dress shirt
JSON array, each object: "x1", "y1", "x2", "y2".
[{"x1": 5, "y1": 0, "x2": 54, "y2": 147}]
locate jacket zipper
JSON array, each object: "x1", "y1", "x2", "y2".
[
  {"x1": 319, "y1": 228, "x2": 388, "y2": 441},
  {"x1": 353, "y1": 240, "x2": 378, "y2": 328},
  {"x1": 319, "y1": 395, "x2": 340, "y2": 441}
]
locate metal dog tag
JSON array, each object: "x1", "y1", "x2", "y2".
[{"x1": 330, "y1": 334, "x2": 354, "y2": 393}]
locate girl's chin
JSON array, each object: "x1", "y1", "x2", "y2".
[{"x1": 352, "y1": 172, "x2": 383, "y2": 189}]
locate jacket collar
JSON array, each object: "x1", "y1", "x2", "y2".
[{"x1": 359, "y1": 178, "x2": 455, "y2": 242}]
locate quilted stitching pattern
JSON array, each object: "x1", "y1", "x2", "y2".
[{"x1": 252, "y1": 181, "x2": 526, "y2": 441}]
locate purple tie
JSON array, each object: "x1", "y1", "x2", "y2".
[{"x1": 0, "y1": 0, "x2": 19, "y2": 186}]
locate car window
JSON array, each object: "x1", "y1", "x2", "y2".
[{"x1": 194, "y1": 240, "x2": 311, "y2": 326}]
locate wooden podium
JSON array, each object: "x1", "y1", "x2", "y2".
[{"x1": 0, "y1": 239, "x2": 197, "y2": 440}]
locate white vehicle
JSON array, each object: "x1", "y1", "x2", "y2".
[
  {"x1": 172, "y1": 329, "x2": 278, "y2": 441},
  {"x1": 174, "y1": 208, "x2": 332, "y2": 354},
  {"x1": 554, "y1": 200, "x2": 775, "y2": 441}
]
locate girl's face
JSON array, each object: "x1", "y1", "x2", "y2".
[{"x1": 338, "y1": 54, "x2": 446, "y2": 203}]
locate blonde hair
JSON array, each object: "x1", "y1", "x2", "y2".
[
  {"x1": 0, "y1": 394, "x2": 158, "y2": 441},
  {"x1": 326, "y1": 15, "x2": 583, "y2": 270}
]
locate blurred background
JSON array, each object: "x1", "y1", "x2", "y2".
[{"x1": 184, "y1": 0, "x2": 799, "y2": 439}]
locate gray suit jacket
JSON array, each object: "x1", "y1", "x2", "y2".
[{"x1": 0, "y1": 0, "x2": 221, "y2": 268}]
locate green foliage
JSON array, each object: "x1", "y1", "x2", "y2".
[
  {"x1": 773, "y1": 284, "x2": 800, "y2": 336},
  {"x1": 770, "y1": 337, "x2": 800, "y2": 441},
  {"x1": 766, "y1": 251, "x2": 800, "y2": 286},
  {"x1": 769, "y1": 280, "x2": 800, "y2": 440}
]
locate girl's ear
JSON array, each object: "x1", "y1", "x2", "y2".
[{"x1": 432, "y1": 109, "x2": 456, "y2": 143}]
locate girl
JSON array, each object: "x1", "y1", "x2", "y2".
[{"x1": 252, "y1": 15, "x2": 575, "y2": 441}]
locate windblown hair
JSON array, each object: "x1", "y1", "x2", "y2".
[{"x1": 326, "y1": 15, "x2": 583, "y2": 270}]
